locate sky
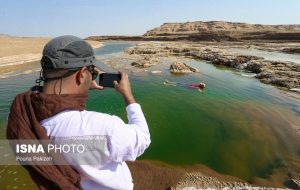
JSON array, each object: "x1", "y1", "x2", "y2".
[{"x1": 0, "y1": 0, "x2": 300, "y2": 38}]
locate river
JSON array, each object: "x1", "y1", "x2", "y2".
[{"x1": 0, "y1": 42, "x2": 300, "y2": 189}]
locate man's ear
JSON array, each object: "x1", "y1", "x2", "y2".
[{"x1": 75, "y1": 67, "x2": 86, "y2": 85}]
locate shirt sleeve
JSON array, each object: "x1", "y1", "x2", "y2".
[{"x1": 108, "y1": 103, "x2": 151, "y2": 162}]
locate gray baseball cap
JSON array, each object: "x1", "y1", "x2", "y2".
[{"x1": 41, "y1": 35, "x2": 96, "y2": 69}]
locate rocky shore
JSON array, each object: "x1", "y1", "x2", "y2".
[
  {"x1": 128, "y1": 160, "x2": 299, "y2": 189},
  {"x1": 125, "y1": 42, "x2": 300, "y2": 91}
]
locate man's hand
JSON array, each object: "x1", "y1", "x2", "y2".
[
  {"x1": 90, "y1": 67, "x2": 104, "y2": 90},
  {"x1": 113, "y1": 71, "x2": 136, "y2": 105}
]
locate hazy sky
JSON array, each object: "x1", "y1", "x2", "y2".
[{"x1": 1, "y1": 0, "x2": 300, "y2": 38}]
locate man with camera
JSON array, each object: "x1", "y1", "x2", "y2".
[{"x1": 7, "y1": 35, "x2": 151, "y2": 190}]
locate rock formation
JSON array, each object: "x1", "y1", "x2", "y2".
[
  {"x1": 131, "y1": 56, "x2": 159, "y2": 68},
  {"x1": 170, "y1": 62, "x2": 198, "y2": 74},
  {"x1": 125, "y1": 42, "x2": 300, "y2": 90},
  {"x1": 282, "y1": 48, "x2": 300, "y2": 54}
]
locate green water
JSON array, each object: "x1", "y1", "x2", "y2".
[{"x1": 0, "y1": 42, "x2": 300, "y2": 188}]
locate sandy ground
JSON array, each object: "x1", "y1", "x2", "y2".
[
  {"x1": 127, "y1": 160, "x2": 293, "y2": 189},
  {"x1": 0, "y1": 35, "x2": 102, "y2": 75}
]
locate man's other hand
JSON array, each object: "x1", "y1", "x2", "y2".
[{"x1": 90, "y1": 67, "x2": 104, "y2": 90}]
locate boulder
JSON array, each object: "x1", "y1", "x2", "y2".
[
  {"x1": 170, "y1": 62, "x2": 198, "y2": 74},
  {"x1": 245, "y1": 61, "x2": 266, "y2": 73},
  {"x1": 131, "y1": 56, "x2": 159, "y2": 68}
]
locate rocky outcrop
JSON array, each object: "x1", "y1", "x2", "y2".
[
  {"x1": 284, "y1": 178, "x2": 300, "y2": 189},
  {"x1": 282, "y1": 47, "x2": 300, "y2": 54},
  {"x1": 131, "y1": 56, "x2": 159, "y2": 68},
  {"x1": 125, "y1": 42, "x2": 300, "y2": 90},
  {"x1": 253, "y1": 61, "x2": 300, "y2": 88},
  {"x1": 186, "y1": 51, "x2": 261, "y2": 68},
  {"x1": 170, "y1": 62, "x2": 198, "y2": 74}
]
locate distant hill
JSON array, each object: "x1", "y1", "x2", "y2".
[
  {"x1": 143, "y1": 21, "x2": 300, "y2": 41},
  {"x1": 87, "y1": 21, "x2": 300, "y2": 42}
]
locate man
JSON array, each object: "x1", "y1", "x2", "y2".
[{"x1": 7, "y1": 35, "x2": 151, "y2": 190}]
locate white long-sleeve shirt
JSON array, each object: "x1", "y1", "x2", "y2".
[{"x1": 40, "y1": 103, "x2": 151, "y2": 190}]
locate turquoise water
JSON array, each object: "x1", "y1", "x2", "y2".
[{"x1": 0, "y1": 42, "x2": 300, "y2": 188}]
